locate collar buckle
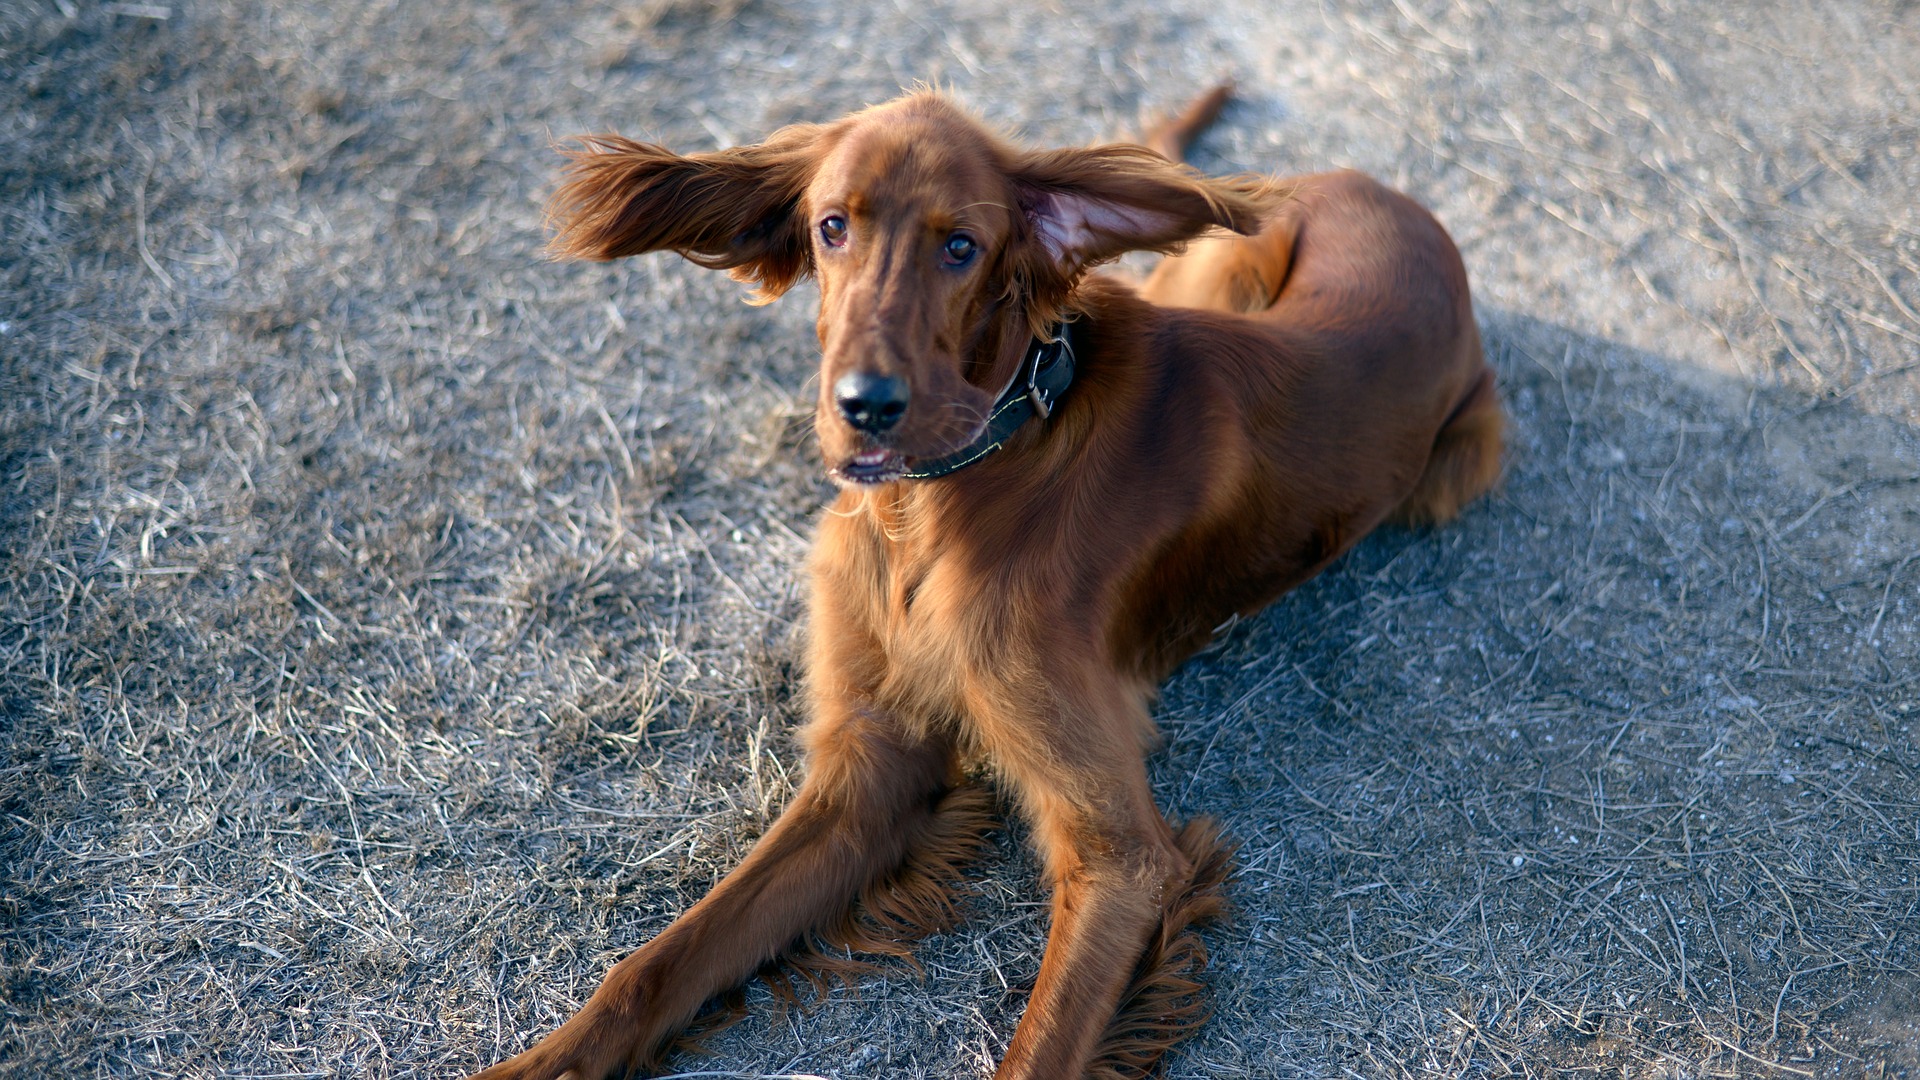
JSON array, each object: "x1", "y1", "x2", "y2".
[
  {"x1": 899, "y1": 320, "x2": 1078, "y2": 481},
  {"x1": 1026, "y1": 336, "x2": 1069, "y2": 420}
]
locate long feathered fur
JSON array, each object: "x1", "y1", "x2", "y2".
[
  {"x1": 1086, "y1": 819, "x2": 1235, "y2": 1080},
  {"x1": 663, "y1": 784, "x2": 999, "y2": 1063}
]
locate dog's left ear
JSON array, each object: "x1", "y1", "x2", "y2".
[{"x1": 1013, "y1": 144, "x2": 1272, "y2": 273}]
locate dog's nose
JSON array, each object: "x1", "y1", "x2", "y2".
[{"x1": 834, "y1": 371, "x2": 909, "y2": 434}]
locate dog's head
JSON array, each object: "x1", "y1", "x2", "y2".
[{"x1": 547, "y1": 92, "x2": 1269, "y2": 485}]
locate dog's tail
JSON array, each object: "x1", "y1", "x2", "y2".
[{"x1": 1141, "y1": 83, "x2": 1235, "y2": 164}]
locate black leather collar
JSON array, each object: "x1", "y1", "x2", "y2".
[{"x1": 902, "y1": 321, "x2": 1081, "y2": 480}]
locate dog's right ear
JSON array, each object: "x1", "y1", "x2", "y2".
[{"x1": 546, "y1": 124, "x2": 828, "y2": 304}]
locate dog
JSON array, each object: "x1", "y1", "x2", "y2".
[{"x1": 467, "y1": 85, "x2": 1502, "y2": 1080}]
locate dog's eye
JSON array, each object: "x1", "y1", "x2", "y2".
[
  {"x1": 819, "y1": 216, "x2": 848, "y2": 247},
  {"x1": 941, "y1": 233, "x2": 977, "y2": 267}
]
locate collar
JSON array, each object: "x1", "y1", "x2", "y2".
[{"x1": 902, "y1": 320, "x2": 1081, "y2": 480}]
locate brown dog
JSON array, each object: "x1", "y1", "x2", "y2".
[{"x1": 468, "y1": 87, "x2": 1501, "y2": 1080}]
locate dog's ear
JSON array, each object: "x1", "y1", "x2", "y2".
[
  {"x1": 1011, "y1": 144, "x2": 1272, "y2": 274},
  {"x1": 547, "y1": 124, "x2": 828, "y2": 304}
]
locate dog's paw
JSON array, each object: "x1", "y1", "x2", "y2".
[{"x1": 464, "y1": 1003, "x2": 650, "y2": 1080}]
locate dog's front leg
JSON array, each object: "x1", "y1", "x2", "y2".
[
  {"x1": 467, "y1": 702, "x2": 957, "y2": 1080},
  {"x1": 985, "y1": 681, "x2": 1198, "y2": 1080}
]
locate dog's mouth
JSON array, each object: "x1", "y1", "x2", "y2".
[{"x1": 829, "y1": 448, "x2": 908, "y2": 486}]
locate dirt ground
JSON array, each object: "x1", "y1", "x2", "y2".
[{"x1": 4, "y1": 1, "x2": 1919, "y2": 1077}]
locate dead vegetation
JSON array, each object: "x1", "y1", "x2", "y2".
[{"x1": 3, "y1": 1, "x2": 1917, "y2": 1077}]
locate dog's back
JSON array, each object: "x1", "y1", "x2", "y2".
[{"x1": 1090, "y1": 167, "x2": 1498, "y2": 674}]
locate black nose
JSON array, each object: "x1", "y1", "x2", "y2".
[{"x1": 834, "y1": 371, "x2": 909, "y2": 434}]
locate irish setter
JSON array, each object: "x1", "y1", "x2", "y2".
[{"x1": 469, "y1": 86, "x2": 1501, "y2": 1080}]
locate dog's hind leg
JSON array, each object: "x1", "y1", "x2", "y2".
[
  {"x1": 1131, "y1": 84, "x2": 1300, "y2": 316},
  {"x1": 1391, "y1": 360, "x2": 1505, "y2": 527},
  {"x1": 1136, "y1": 215, "x2": 1298, "y2": 316},
  {"x1": 466, "y1": 707, "x2": 984, "y2": 1080}
]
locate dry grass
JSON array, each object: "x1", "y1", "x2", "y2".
[{"x1": 3, "y1": 1, "x2": 1917, "y2": 1077}]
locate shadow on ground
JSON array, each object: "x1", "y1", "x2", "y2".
[
  {"x1": 1138, "y1": 310, "x2": 1920, "y2": 1078},
  {"x1": 659, "y1": 310, "x2": 1920, "y2": 1080}
]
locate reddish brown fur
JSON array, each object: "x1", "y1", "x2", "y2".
[
  {"x1": 470, "y1": 87, "x2": 1502, "y2": 1080},
  {"x1": 1140, "y1": 81, "x2": 1235, "y2": 163}
]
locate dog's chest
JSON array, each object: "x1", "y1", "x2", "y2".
[
  {"x1": 813, "y1": 490, "x2": 1099, "y2": 725},
  {"x1": 876, "y1": 556, "x2": 1008, "y2": 702},
  {"x1": 852, "y1": 539, "x2": 1036, "y2": 720}
]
